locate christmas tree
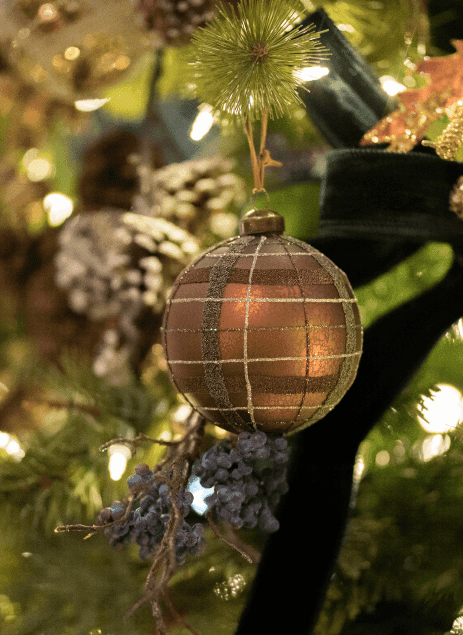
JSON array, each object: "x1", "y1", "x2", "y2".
[{"x1": 1, "y1": 1, "x2": 463, "y2": 634}]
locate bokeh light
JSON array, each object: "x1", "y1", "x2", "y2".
[
  {"x1": 380, "y1": 75, "x2": 406, "y2": 96},
  {"x1": 23, "y1": 148, "x2": 54, "y2": 182},
  {"x1": 75, "y1": 98, "x2": 111, "y2": 112},
  {"x1": 107, "y1": 444, "x2": 131, "y2": 481},
  {"x1": 43, "y1": 192, "x2": 74, "y2": 226},
  {"x1": 190, "y1": 104, "x2": 214, "y2": 141},
  {"x1": 64, "y1": 47, "x2": 80, "y2": 61},
  {"x1": 375, "y1": 450, "x2": 390, "y2": 467},
  {"x1": 0, "y1": 432, "x2": 25, "y2": 460},
  {"x1": 417, "y1": 384, "x2": 463, "y2": 433},
  {"x1": 297, "y1": 66, "x2": 330, "y2": 82}
]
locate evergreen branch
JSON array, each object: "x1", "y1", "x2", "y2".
[{"x1": 25, "y1": 398, "x2": 101, "y2": 419}]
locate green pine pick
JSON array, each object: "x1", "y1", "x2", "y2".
[{"x1": 188, "y1": 0, "x2": 329, "y2": 122}]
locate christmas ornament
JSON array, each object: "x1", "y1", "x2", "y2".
[
  {"x1": 162, "y1": 208, "x2": 363, "y2": 436},
  {"x1": 361, "y1": 40, "x2": 463, "y2": 153},
  {"x1": 54, "y1": 208, "x2": 199, "y2": 381},
  {"x1": 133, "y1": 155, "x2": 245, "y2": 242},
  {"x1": 133, "y1": 0, "x2": 239, "y2": 47},
  {"x1": 0, "y1": 0, "x2": 149, "y2": 102}
]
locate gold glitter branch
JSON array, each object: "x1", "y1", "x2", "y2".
[{"x1": 423, "y1": 100, "x2": 463, "y2": 161}]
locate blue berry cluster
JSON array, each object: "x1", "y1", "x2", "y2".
[
  {"x1": 96, "y1": 464, "x2": 206, "y2": 564},
  {"x1": 193, "y1": 431, "x2": 289, "y2": 533}
]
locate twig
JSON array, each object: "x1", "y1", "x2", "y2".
[
  {"x1": 223, "y1": 523, "x2": 261, "y2": 564},
  {"x1": 123, "y1": 414, "x2": 206, "y2": 624},
  {"x1": 163, "y1": 588, "x2": 200, "y2": 635},
  {"x1": 244, "y1": 116, "x2": 262, "y2": 191},
  {"x1": 205, "y1": 512, "x2": 260, "y2": 564},
  {"x1": 244, "y1": 109, "x2": 282, "y2": 193},
  {"x1": 54, "y1": 522, "x2": 106, "y2": 534}
]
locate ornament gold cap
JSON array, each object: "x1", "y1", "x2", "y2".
[{"x1": 239, "y1": 208, "x2": 285, "y2": 236}]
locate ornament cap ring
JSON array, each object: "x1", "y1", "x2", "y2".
[{"x1": 239, "y1": 208, "x2": 285, "y2": 236}]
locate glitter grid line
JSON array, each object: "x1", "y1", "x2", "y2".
[
  {"x1": 170, "y1": 297, "x2": 359, "y2": 303},
  {"x1": 195, "y1": 404, "x2": 335, "y2": 411},
  {"x1": 168, "y1": 351, "x2": 362, "y2": 363},
  {"x1": 162, "y1": 324, "x2": 363, "y2": 333},
  {"x1": 243, "y1": 235, "x2": 265, "y2": 429},
  {"x1": 200, "y1": 251, "x2": 320, "y2": 257}
]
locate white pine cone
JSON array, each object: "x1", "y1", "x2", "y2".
[
  {"x1": 134, "y1": 156, "x2": 245, "y2": 241},
  {"x1": 54, "y1": 208, "x2": 199, "y2": 321},
  {"x1": 134, "y1": 0, "x2": 227, "y2": 46}
]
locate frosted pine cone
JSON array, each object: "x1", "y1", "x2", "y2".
[
  {"x1": 55, "y1": 209, "x2": 198, "y2": 319},
  {"x1": 134, "y1": 156, "x2": 245, "y2": 243},
  {"x1": 54, "y1": 209, "x2": 199, "y2": 381},
  {"x1": 134, "y1": 0, "x2": 239, "y2": 47}
]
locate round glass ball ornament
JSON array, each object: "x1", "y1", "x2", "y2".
[{"x1": 162, "y1": 209, "x2": 363, "y2": 435}]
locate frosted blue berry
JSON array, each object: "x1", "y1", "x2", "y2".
[
  {"x1": 135, "y1": 463, "x2": 151, "y2": 475},
  {"x1": 127, "y1": 473, "x2": 143, "y2": 489},
  {"x1": 110, "y1": 502, "x2": 126, "y2": 520}
]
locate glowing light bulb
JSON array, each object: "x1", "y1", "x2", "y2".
[
  {"x1": 297, "y1": 66, "x2": 330, "y2": 82},
  {"x1": 417, "y1": 384, "x2": 463, "y2": 433},
  {"x1": 74, "y1": 98, "x2": 110, "y2": 112},
  {"x1": 38, "y1": 3, "x2": 58, "y2": 21},
  {"x1": 43, "y1": 192, "x2": 74, "y2": 226},
  {"x1": 108, "y1": 444, "x2": 131, "y2": 481},
  {"x1": 190, "y1": 104, "x2": 214, "y2": 141},
  {"x1": 380, "y1": 75, "x2": 406, "y2": 96}
]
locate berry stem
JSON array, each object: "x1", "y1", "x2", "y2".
[
  {"x1": 163, "y1": 589, "x2": 200, "y2": 635},
  {"x1": 205, "y1": 511, "x2": 260, "y2": 563}
]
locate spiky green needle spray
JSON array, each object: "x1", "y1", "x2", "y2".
[{"x1": 189, "y1": 0, "x2": 328, "y2": 191}]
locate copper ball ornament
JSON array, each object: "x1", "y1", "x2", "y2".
[{"x1": 162, "y1": 209, "x2": 363, "y2": 435}]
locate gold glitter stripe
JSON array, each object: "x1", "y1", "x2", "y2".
[{"x1": 243, "y1": 236, "x2": 265, "y2": 429}]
